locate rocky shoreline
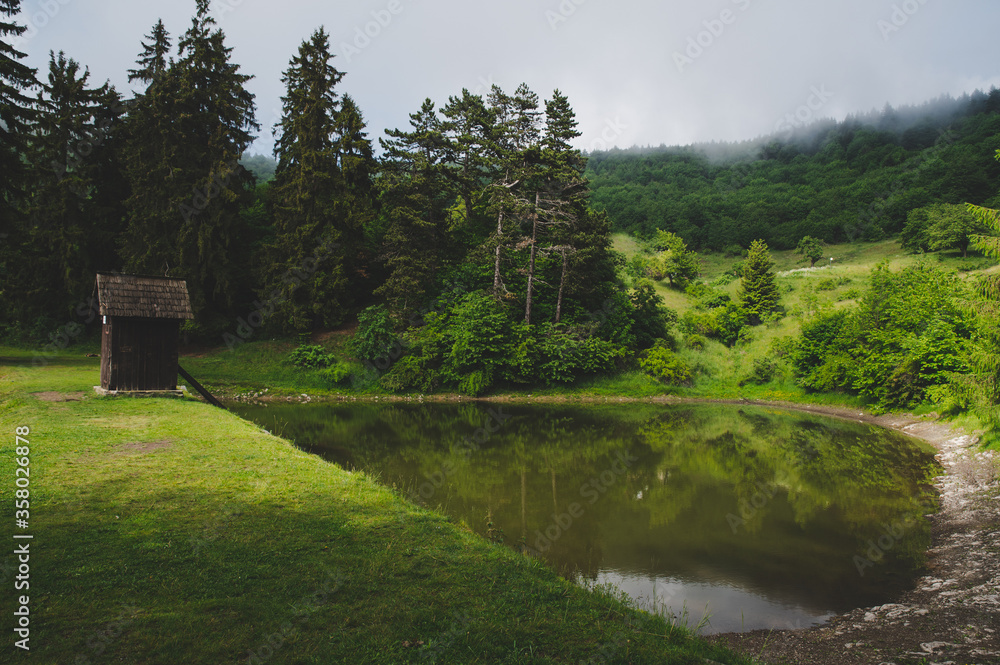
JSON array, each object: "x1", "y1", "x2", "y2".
[{"x1": 711, "y1": 413, "x2": 1000, "y2": 665}]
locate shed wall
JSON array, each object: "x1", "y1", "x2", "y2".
[{"x1": 100, "y1": 318, "x2": 181, "y2": 391}]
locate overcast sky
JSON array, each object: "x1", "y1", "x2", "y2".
[{"x1": 12, "y1": 0, "x2": 1000, "y2": 156}]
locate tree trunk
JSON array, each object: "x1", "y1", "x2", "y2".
[
  {"x1": 493, "y1": 208, "x2": 504, "y2": 295},
  {"x1": 524, "y1": 192, "x2": 540, "y2": 324},
  {"x1": 555, "y1": 248, "x2": 568, "y2": 323}
]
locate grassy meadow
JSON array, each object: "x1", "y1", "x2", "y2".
[{"x1": 0, "y1": 350, "x2": 757, "y2": 664}]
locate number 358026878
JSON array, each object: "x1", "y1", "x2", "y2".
[{"x1": 15, "y1": 426, "x2": 30, "y2": 522}]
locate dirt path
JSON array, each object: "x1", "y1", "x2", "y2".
[{"x1": 710, "y1": 407, "x2": 1000, "y2": 665}]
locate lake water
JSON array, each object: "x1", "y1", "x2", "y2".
[{"x1": 229, "y1": 401, "x2": 940, "y2": 634}]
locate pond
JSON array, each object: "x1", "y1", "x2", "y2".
[{"x1": 229, "y1": 401, "x2": 940, "y2": 634}]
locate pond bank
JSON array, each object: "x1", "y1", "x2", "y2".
[
  {"x1": 710, "y1": 410, "x2": 1000, "y2": 665},
  {"x1": 222, "y1": 388, "x2": 1000, "y2": 663}
]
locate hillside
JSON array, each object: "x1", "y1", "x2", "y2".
[{"x1": 587, "y1": 90, "x2": 1000, "y2": 250}]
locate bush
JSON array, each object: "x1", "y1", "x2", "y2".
[
  {"x1": 289, "y1": 344, "x2": 335, "y2": 369},
  {"x1": 320, "y1": 362, "x2": 356, "y2": 387},
  {"x1": 740, "y1": 358, "x2": 780, "y2": 386},
  {"x1": 350, "y1": 305, "x2": 398, "y2": 363},
  {"x1": 629, "y1": 279, "x2": 677, "y2": 350},
  {"x1": 685, "y1": 334, "x2": 706, "y2": 351},
  {"x1": 535, "y1": 324, "x2": 628, "y2": 386},
  {"x1": 815, "y1": 276, "x2": 851, "y2": 291},
  {"x1": 639, "y1": 342, "x2": 692, "y2": 385}
]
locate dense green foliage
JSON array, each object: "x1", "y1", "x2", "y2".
[
  {"x1": 1, "y1": 0, "x2": 999, "y2": 418},
  {"x1": 792, "y1": 264, "x2": 974, "y2": 411},
  {"x1": 900, "y1": 203, "x2": 987, "y2": 256},
  {"x1": 588, "y1": 92, "x2": 1000, "y2": 249}
]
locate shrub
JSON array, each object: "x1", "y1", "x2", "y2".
[
  {"x1": 629, "y1": 279, "x2": 677, "y2": 350},
  {"x1": 320, "y1": 362, "x2": 356, "y2": 387},
  {"x1": 740, "y1": 358, "x2": 780, "y2": 386},
  {"x1": 714, "y1": 302, "x2": 748, "y2": 347},
  {"x1": 535, "y1": 324, "x2": 628, "y2": 385},
  {"x1": 685, "y1": 334, "x2": 705, "y2": 351},
  {"x1": 289, "y1": 344, "x2": 335, "y2": 369},
  {"x1": 639, "y1": 342, "x2": 692, "y2": 385},
  {"x1": 350, "y1": 305, "x2": 398, "y2": 363},
  {"x1": 815, "y1": 276, "x2": 851, "y2": 291}
]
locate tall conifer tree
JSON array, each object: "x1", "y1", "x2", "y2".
[
  {"x1": 264, "y1": 27, "x2": 375, "y2": 331},
  {"x1": 0, "y1": 0, "x2": 37, "y2": 325},
  {"x1": 24, "y1": 52, "x2": 124, "y2": 312},
  {"x1": 377, "y1": 100, "x2": 450, "y2": 322},
  {"x1": 121, "y1": 2, "x2": 257, "y2": 327}
]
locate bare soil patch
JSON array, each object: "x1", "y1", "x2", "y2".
[
  {"x1": 32, "y1": 391, "x2": 86, "y2": 402},
  {"x1": 117, "y1": 439, "x2": 174, "y2": 455}
]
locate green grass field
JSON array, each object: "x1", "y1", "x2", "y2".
[{"x1": 0, "y1": 349, "x2": 758, "y2": 664}]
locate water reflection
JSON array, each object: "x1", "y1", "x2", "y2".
[{"x1": 231, "y1": 401, "x2": 939, "y2": 634}]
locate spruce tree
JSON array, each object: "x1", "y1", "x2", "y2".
[
  {"x1": 264, "y1": 28, "x2": 375, "y2": 331},
  {"x1": 24, "y1": 52, "x2": 124, "y2": 313},
  {"x1": 376, "y1": 99, "x2": 450, "y2": 322},
  {"x1": 121, "y1": 2, "x2": 257, "y2": 328},
  {"x1": 119, "y1": 19, "x2": 178, "y2": 278},
  {"x1": 0, "y1": 0, "x2": 35, "y2": 215},
  {"x1": 0, "y1": 0, "x2": 37, "y2": 325},
  {"x1": 739, "y1": 239, "x2": 779, "y2": 325}
]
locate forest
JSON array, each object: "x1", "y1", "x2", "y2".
[
  {"x1": 1, "y1": 0, "x2": 999, "y2": 432},
  {"x1": 587, "y1": 91, "x2": 1000, "y2": 250}
]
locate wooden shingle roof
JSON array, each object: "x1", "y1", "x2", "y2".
[{"x1": 96, "y1": 273, "x2": 194, "y2": 320}]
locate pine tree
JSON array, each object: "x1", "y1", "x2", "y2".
[
  {"x1": 119, "y1": 19, "x2": 178, "y2": 278},
  {"x1": 127, "y1": 18, "x2": 171, "y2": 85},
  {"x1": 523, "y1": 89, "x2": 592, "y2": 324},
  {"x1": 739, "y1": 239, "x2": 779, "y2": 325},
  {"x1": 264, "y1": 27, "x2": 374, "y2": 331},
  {"x1": 376, "y1": 99, "x2": 451, "y2": 322},
  {"x1": 0, "y1": 0, "x2": 37, "y2": 325},
  {"x1": 0, "y1": 0, "x2": 35, "y2": 216},
  {"x1": 24, "y1": 51, "x2": 124, "y2": 313},
  {"x1": 173, "y1": 0, "x2": 257, "y2": 320},
  {"x1": 485, "y1": 83, "x2": 541, "y2": 299},
  {"x1": 121, "y1": 2, "x2": 258, "y2": 328}
]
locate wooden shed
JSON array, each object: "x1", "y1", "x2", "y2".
[{"x1": 96, "y1": 273, "x2": 194, "y2": 393}]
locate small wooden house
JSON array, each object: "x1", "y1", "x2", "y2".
[{"x1": 96, "y1": 273, "x2": 194, "y2": 393}]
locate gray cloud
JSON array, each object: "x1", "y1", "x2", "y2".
[{"x1": 14, "y1": 0, "x2": 1000, "y2": 156}]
